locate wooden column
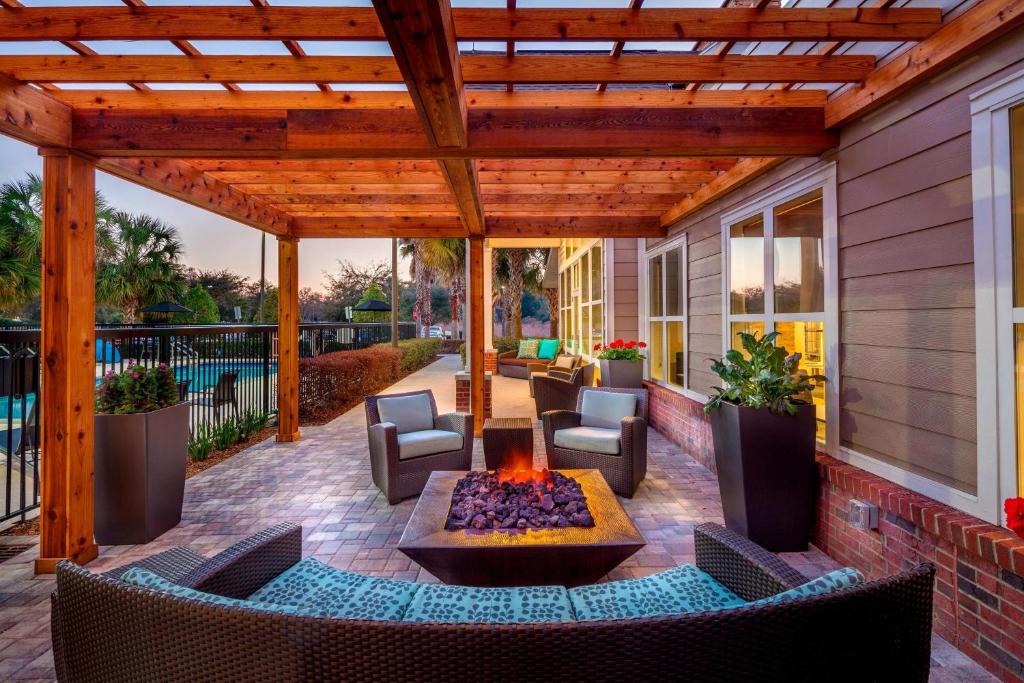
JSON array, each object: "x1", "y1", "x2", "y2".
[
  {"x1": 36, "y1": 149, "x2": 99, "y2": 574},
  {"x1": 276, "y1": 236, "x2": 300, "y2": 442},
  {"x1": 468, "y1": 235, "x2": 485, "y2": 436},
  {"x1": 391, "y1": 237, "x2": 399, "y2": 348}
]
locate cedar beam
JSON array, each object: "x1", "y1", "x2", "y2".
[
  {"x1": 373, "y1": 0, "x2": 484, "y2": 235},
  {"x1": 0, "y1": 73, "x2": 70, "y2": 147},
  {"x1": 276, "y1": 236, "x2": 300, "y2": 443},
  {"x1": 660, "y1": 157, "x2": 783, "y2": 227},
  {"x1": 825, "y1": 0, "x2": 1024, "y2": 128},
  {"x1": 292, "y1": 216, "x2": 467, "y2": 238},
  {"x1": 290, "y1": 215, "x2": 666, "y2": 238},
  {"x1": 36, "y1": 149, "x2": 99, "y2": 574},
  {"x1": 486, "y1": 215, "x2": 665, "y2": 238},
  {"x1": 0, "y1": 7, "x2": 941, "y2": 42},
  {"x1": 97, "y1": 158, "x2": 291, "y2": 235},
  {"x1": 0, "y1": 54, "x2": 875, "y2": 85},
  {"x1": 468, "y1": 235, "x2": 485, "y2": 436}
]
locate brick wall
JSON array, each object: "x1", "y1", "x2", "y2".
[
  {"x1": 484, "y1": 350, "x2": 497, "y2": 373},
  {"x1": 647, "y1": 386, "x2": 1024, "y2": 681},
  {"x1": 455, "y1": 372, "x2": 492, "y2": 418}
]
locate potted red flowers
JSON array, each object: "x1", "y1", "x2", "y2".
[
  {"x1": 1007, "y1": 498, "x2": 1024, "y2": 538},
  {"x1": 594, "y1": 339, "x2": 647, "y2": 388},
  {"x1": 94, "y1": 361, "x2": 189, "y2": 545}
]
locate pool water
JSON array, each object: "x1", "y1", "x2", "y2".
[{"x1": 0, "y1": 362, "x2": 278, "y2": 420}]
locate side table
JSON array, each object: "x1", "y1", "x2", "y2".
[{"x1": 481, "y1": 417, "x2": 534, "y2": 470}]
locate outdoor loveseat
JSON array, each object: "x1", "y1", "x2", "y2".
[{"x1": 52, "y1": 522, "x2": 934, "y2": 682}]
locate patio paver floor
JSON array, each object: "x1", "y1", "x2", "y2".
[{"x1": 0, "y1": 355, "x2": 994, "y2": 681}]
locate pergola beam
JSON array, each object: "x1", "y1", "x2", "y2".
[
  {"x1": 0, "y1": 54, "x2": 875, "y2": 84},
  {"x1": 0, "y1": 73, "x2": 70, "y2": 147},
  {"x1": 72, "y1": 105, "x2": 836, "y2": 158},
  {"x1": 0, "y1": 6, "x2": 941, "y2": 42},
  {"x1": 660, "y1": 157, "x2": 783, "y2": 227},
  {"x1": 291, "y1": 215, "x2": 665, "y2": 238}
]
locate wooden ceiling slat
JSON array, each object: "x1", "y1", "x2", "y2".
[
  {"x1": 0, "y1": 7, "x2": 941, "y2": 42},
  {"x1": 0, "y1": 54, "x2": 874, "y2": 84},
  {"x1": 478, "y1": 170, "x2": 721, "y2": 184},
  {"x1": 206, "y1": 171, "x2": 447, "y2": 184},
  {"x1": 661, "y1": 157, "x2": 781, "y2": 227}
]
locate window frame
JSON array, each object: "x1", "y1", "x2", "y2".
[
  {"x1": 720, "y1": 164, "x2": 839, "y2": 456},
  {"x1": 644, "y1": 242, "x2": 688, "y2": 392},
  {"x1": 971, "y1": 67, "x2": 1024, "y2": 524},
  {"x1": 558, "y1": 238, "x2": 605, "y2": 360}
]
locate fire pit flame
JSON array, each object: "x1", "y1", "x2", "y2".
[{"x1": 496, "y1": 467, "x2": 553, "y2": 487}]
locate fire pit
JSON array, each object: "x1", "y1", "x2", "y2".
[
  {"x1": 398, "y1": 469, "x2": 645, "y2": 587},
  {"x1": 445, "y1": 469, "x2": 595, "y2": 532}
]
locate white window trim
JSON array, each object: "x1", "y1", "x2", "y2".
[
  {"x1": 720, "y1": 163, "x2": 839, "y2": 456},
  {"x1": 970, "y1": 68, "x2": 1024, "y2": 525},
  {"x1": 558, "y1": 238, "x2": 604, "y2": 361}
]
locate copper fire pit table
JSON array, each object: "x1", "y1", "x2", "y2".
[{"x1": 397, "y1": 469, "x2": 645, "y2": 587}]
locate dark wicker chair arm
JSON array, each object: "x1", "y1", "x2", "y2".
[
  {"x1": 545, "y1": 368, "x2": 574, "y2": 382},
  {"x1": 694, "y1": 522, "x2": 807, "y2": 601},
  {"x1": 541, "y1": 410, "x2": 582, "y2": 443},
  {"x1": 102, "y1": 546, "x2": 208, "y2": 584},
  {"x1": 435, "y1": 412, "x2": 472, "y2": 438},
  {"x1": 526, "y1": 360, "x2": 551, "y2": 375},
  {"x1": 497, "y1": 350, "x2": 518, "y2": 361},
  {"x1": 177, "y1": 522, "x2": 303, "y2": 599}
]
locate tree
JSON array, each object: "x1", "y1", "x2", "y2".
[
  {"x1": 96, "y1": 211, "x2": 185, "y2": 324},
  {"x1": 352, "y1": 281, "x2": 390, "y2": 323},
  {"x1": 170, "y1": 284, "x2": 219, "y2": 324},
  {"x1": 298, "y1": 287, "x2": 329, "y2": 322},
  {"x1": 323, "y1": 259, "x2": 392, "y2": 320},
  {"x1": 416, "y1": 238, "x2": 465, "y2": 339},
  {"x1": 184, "y1": 268, "x2": 250, "y2": 321},
  {"x1": 399, "y1": 240, "x2": 435, "y2": 334},
  {"x1": 494, "y1": 248, "x2": 549, "y2": 338}
]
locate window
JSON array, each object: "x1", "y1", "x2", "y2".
[
  {"x1": 722, "y1": 169, "x2": 837, "y2": 450},
  {"x1": 646, "y1": 245, "x2": 686, "y2": 389},
  {"x1": 972, "y1": 68, "x2": 1024, "y2": 524},
  {"x1": 558, "y1": 239, "x2": 604, "y2": 358}
]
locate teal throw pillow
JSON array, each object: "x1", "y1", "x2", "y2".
[{"x1": 537, "y1": 338, "x2": 560, "y2": 360}]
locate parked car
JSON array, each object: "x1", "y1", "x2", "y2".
[{"x1": 427, "y1": 326, "x2": 444, "y2": 338}]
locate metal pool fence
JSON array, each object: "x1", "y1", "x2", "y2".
[{"x1": 0, "y1": 321, "x2": 414, "y2": 524}]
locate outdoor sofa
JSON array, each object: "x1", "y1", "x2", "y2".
[{"x1": 51, "y1": 522, "x2": 934, "y2": 682}]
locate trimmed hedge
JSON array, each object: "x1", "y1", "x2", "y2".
[
  {"x1": 375, "y1": 337, "x2": 443, "y2": 373},
  {"x1": 298, "y1": 347, "x2": 400, "y2": 421}
]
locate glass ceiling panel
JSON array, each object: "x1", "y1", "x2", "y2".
[
  {"x1": 188, "y1": 41, "x2": 294, "y2": 57},
  {"x1": 79, "y1": 41, "x2": 182, "y2": 56},
  {"x1": 300, "y1": 42, "x2": 394, "y2": 57},
  {"x1": 237, "y1": 83, "x2": 321, "y2": 91},
  {"x1": 0, "y1": 41, "x2": 76, "y2": 56}
]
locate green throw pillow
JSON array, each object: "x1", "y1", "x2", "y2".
[
  {"x1": 537, "y1": 339, "x2": 560, "y2": 360},
  {"x1": 517, "y1": 339, "x2": 540, "y2": 359}
]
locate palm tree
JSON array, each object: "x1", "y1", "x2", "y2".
[
  {"x1": 0, "y1": 174, "x2": 113, "y2": 316},
  {"x1": 399, "y1": 238, "x2": 434, "y2": 334},
  {"x1": 96, "y1": 211, "x2": 184, "y2": 323},
  {"x1": 416, "y1": 238, "x2": 465, "y2": 339},
  {"x1": 493, "y1": 248, "x2": 548, "y2": 339}
]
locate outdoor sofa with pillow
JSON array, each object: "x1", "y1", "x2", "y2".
[
  {"x1": 51, "y1": 521, "x2": 935, "y2": 682},
  {"x1": 497, "y1": 338, "x2": 561, "y2": 379}
]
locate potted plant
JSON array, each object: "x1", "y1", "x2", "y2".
[
  {"x1": 594, "y1": 339, "x2": 646, "y2": 388},
  {"x1": 704, "y1": 331, "x2": 825, "y2": 552},
  {"x1": 94, "y1": 362, "x2": 189, "y2": 545}
]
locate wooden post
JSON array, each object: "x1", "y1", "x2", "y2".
[
  {"x1": 36, "y1": 149, "x2": 99, "y2": 574},
  {"x1": 468, "y1": 235, "x2": 485, "y2": 436},
  {"x1": 276, "y1": 236, "x2": 300, "y2": 442},
  {"x1": 391, "y1": 237, "x2": 399, "y2": 348}
]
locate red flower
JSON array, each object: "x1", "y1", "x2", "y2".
[
  {"x1": 1007, "y1": 498, "x2": 1024, "y2": 537},
  {"x1": 593, "y1": 343, "x2": 601, "y2": 351},
  {"x1": 638, "y1": 341, "x2": 647, "y2": 348},
  {"x1": 626, "y1": 341, "x2": 637, "y2": 349}
]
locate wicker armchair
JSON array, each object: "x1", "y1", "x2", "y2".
[
  {"x1": 51, "y1": 522, "x2": 935, "y2": 682},
  {"x1": 543, "y1": 387, "x2": 648, "y2": 498},
  {"x1": 533, "y1": 362, "x2": 594, "y2": 418},
  {"x1": 365, "y1": 389, "x2": 472, "y2": 504}
]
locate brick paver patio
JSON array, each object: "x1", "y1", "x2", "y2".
[{"x1": 0, "y1": 355, "x2": 994, "y2": 681}]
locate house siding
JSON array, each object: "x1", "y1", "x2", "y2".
[{"x1": 611, "y1": 238, "x2": 639, "y2": 342}]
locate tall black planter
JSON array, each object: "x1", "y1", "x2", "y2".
[
  {"x1": 94, "y1": 402, "x2": 189, "y2": 545},
  {"x1": 709, "y1": 401, "x2": 816, "y2": 552}
]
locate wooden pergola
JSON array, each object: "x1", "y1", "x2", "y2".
[{"x1": 0, "y1": 0, "x2": 1017, "y2": 573}]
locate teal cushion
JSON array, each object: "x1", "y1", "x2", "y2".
[
  {"x1": 247, "y1": 557, "x2": 419, "y2": 621},
  {"x1": 121, "y1": 567, "x2": 309, "y2": 616},
  {"x1": 537, "y1": 338, "x2": 560, "y2": 360},
  {"x1": 403, "y1": 584, "x2": 574, "y2": 624},
  {"x1": 749, "y1": 567, "x2": 863, "y2": 607},
  {"x1": 568, "y1": 564, "x2": 745, "y2": 621}
]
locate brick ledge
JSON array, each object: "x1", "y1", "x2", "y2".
[{"x1": 817, "y1": 454, "x2": 1024, "y2": 578}]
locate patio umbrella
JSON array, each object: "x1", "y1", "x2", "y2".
[
  {"x1": 353, "y1": 299, "x2": 391, "y2": 312},
  {"x1": 140, "y1": 301, "x2": 193, "y2": 315}
]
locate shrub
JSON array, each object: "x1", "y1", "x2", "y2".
[
  {"x1": 211, "y1": 416, "x2": 241, "y2": 450},
  {"x1": 299, "y1": 347, "x2": 401, "y2": 420},
  {"x1": 493, "y1": 336, "x2": 520, "y2": 354},
  {"x1": 187, "y1": 424, "x2": 214, "y2": 462},
  {"x1": 96, "y1": 361, "x2": 179, "y2": 415},
  {"x1": 391, "y1": 338, "x2": 442, "y2": 373},
  {"x1": 238, "y1": 409, "x2": 270, "y2": 441}
]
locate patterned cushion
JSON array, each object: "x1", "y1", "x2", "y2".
[
  {"x1": 377, "y1": 394, "x2": 434, "y2": 434},
  {"x1": 247, "y1": 557, "x2": 419, "y2": 621},
  {"x1": 121, "y1": 567, "x2": 309, "y2": 616},
  {"x1": 537, "y1": 338, "x2": 560, "y2": 360},
  {"x1": 749, "y1": 568, "x2": 863, "y2": 607},
  {"x1": 403, "y1": 584, "x2": 574, "y2": 624},
  {"x1": 396, "y1": 429, "x2": 463, "y2": 459},
  {"x1": 580, "y1": 390, "x2": 637, "y2": 430},
  {"x1": 517, "y1": 339, "x2": 540, "y2": 359},
  {"x1": 568, "y1": 564, "x2": 745, "y2": 621}
]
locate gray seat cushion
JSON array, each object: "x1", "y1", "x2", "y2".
[
  {"x1": 553, "y1": 426, "x2": 621, "y2": 455},
  {"x1": 397, "y1": 429, "x2": 463, "y2": 459},
  {"x1": 377, "y1": 394, "x2": 434, "y2": 434},
  {"x1": 580, "y1": 391, "x2": 637, "y2": 430}
]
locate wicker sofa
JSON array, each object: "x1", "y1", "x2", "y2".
[{"x1": 52, "y1": 522, "x2": 934, "y2": 682}]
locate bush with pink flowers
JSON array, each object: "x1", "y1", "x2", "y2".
[
  {"x1": 95, "y1": 361, "x2": 179, "y2": 415},
  {"x1": 593, "y1": 339, "x2": 647, "y2": 363}
]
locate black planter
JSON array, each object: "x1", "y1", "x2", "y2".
[
  {"x1": 709, "y1": 401, "x2": 816, "y2": 552},
  {"x1": 94, "y1": 402, "x2": 189, "y2": 545}
]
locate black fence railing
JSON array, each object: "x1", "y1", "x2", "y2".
[{"x1": 0, "y1": 321, "x2": 414, "y2": 524}]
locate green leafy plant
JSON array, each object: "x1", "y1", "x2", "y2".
[
  {"x1": 96, "y1": 361, "x2": 179, "y2": 415},
  {"x1": 211, "y1": 416, "x2": 241, "y2": 450},
  {"x1": 238, "y1": 410, "x2": 270, "y2": 441},
  {"x1": 594, "y1": 339, "x2": 646, "y2": 363},
  {"x1": 187, "y1": 424, "x2": 214, "y2": 462},
  {"x1": 704, "y1": 331, "x2": 825, "y2": 416}
]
